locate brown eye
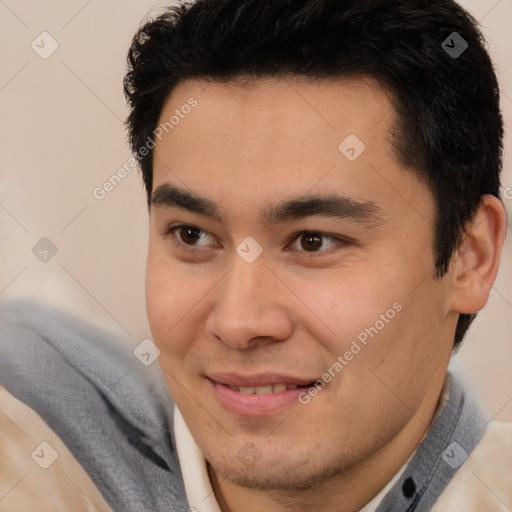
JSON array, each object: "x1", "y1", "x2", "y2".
[
  {"x1": 165, "y1": 224, "x2": 215, "y2": 248},
  {"x1": 287, "y1": 231, "x2": 345, "y2": 256},
  {"x1": 178, "y1": 226, "x2": 203, "y2": 245},
  {"x1": 300, "y1": 233, "x2": 323, "y2": 252}
]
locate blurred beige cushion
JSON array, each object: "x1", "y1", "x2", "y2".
[
  {"x1": 432, "y1": 420, "x2": 512, "y2": 511},
  {"x1": 0, "y1": 385, "x2": 112, "y2": 512}
]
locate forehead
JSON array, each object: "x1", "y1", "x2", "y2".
[
  {"x1": 156, "y1": 75, "x2": 396, "y2": 148},
  {"x1": 151, "y1": 75, "x2": 432, "y2": 228}
]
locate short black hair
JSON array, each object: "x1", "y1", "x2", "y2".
[{"x1": 123, "y1": 0, "x2": 504, "y2": 349}]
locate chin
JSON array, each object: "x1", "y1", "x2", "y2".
[{"x1": 206, "y1": 444, "x2": 349, "y2": 492}]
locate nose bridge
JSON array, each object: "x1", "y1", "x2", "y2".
[
  {"x1": 221, "y1": 253, "x2": 272, "y2": 322},
  {"x1": 206, "y1": 252, "x2": 293, "y2": 348}
]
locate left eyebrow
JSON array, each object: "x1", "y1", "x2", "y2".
[
  {"x1": 260, "y1": 194, "x2": 385, "y2": 228},
  {"x1": 151, "y1": 183, "x2": 386, "y2": 227}
]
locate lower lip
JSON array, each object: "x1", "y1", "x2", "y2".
[{"x1": 210, "y1": 380, "x2": 308, "y2": 416}]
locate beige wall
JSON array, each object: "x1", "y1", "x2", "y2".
[{"x1": 1, "y1": 0, "x2": 511, "y2": 421}]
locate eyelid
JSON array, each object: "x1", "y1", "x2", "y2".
[{"x1": 163, "y1": 223, "x2": 350, "y2": 255}]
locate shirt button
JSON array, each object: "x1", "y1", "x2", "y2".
[{"x1": 402, "y1": 477, "x2": 416, "y2": 498}]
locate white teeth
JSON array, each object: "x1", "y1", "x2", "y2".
[{"x1": 234, "y1": 383, "x2": 299, "y2": 394}]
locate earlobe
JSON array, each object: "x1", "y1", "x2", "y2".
[{"x1": 449, "y1": 194, "x2": 506, "y2": 314}]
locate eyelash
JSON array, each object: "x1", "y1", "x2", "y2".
[{"x1": 162, "y1": 223, "x2": 349, "y2": 257}]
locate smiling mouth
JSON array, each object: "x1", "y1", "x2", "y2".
[{"x1": 209, "y1": 377, "x2": 320, "y2": 416}]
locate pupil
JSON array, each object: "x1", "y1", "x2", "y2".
[
  {"x1": 302, "y1": 234, "x2": 321, "y2": 251},
  {"x1": 182, "y1": 227, "x2": 200, "y2": 244}
]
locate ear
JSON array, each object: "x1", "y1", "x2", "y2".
[{"x1": 448, "y1": 194, "x2": 507, "y2": 314}]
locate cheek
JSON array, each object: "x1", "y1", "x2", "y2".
[
  {"x1": 302, "y1": 266, "x2": 402, "y2": 339},
  {"x1": 145, "y1": 250, "x2": 187, "y2": 345},
  {"x1": 145, "y1": 247, "x2": 215, "y2": 355},
  {"x1": 307, "y1": 261, "x2": 434, "y2": 373},
  {"x1": 145, "y1": 260, "x2": 194, "y2": 395}
]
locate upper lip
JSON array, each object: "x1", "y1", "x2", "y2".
[{"x1": 208, "y1": 372, "x2": 317, "y2": 387}]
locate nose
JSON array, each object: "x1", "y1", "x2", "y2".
[{"x1": 205, "y1": 253, "x2": 294, "y2": 350}]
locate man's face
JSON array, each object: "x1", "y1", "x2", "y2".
[{"x1": 146, "y1": 76, "x2": 455, "y2": 489}]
